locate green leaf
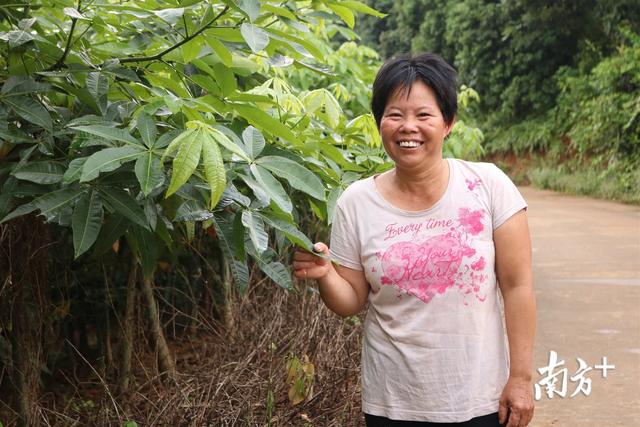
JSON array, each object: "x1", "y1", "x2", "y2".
[
  {"x1": 86, "y1": 72, "x2": 109, "y2": 114},
  {"x1": 155, "y1": 129, "x2": 182, "y2": 149},
  {"x1": 72, "y1": 190, "x2": 103, "y2": 258},
  {"x1": 266, "y1": 28, "x2": 324, "y2": 61},
  {"x1": 182, "y1": 38, "x2": 201, "y2": 63},
  {"x1": 0, "y1": 202, "x2": 37, "y2": 224},
  {"x1": 232, "y1": 211, "x2": 246, "y2": 261},
  {"x1": 99, "y1": 187, "x2": 149, "y2": 230},
  {"x1": 165, "y1": 129, "x2": 203, "y2": 197},
  {"x1": 92, "y1": 214, "x2": 129, "y2": 256},
  {"x1": 249, "y1": 164, "x2": 292, "y2": 213},
  {"x1": 212, "y1": 63, "x2": 237, "y2": 97},
  {"x1": 161, "y1": 128, "x2": 195, "y2": 161},
  {"x1": 303, "y1": 89, "x2": 342, "y2": 128},
  {"x1": 213, "y1": 214, "x2": 250, "y2": 292},
  {"x1": 256, "y1": 156, "x2": 325, "y2": 200},
  {"x1": 240, "y1": 23, "x2": 270, "y2": 53},
  {"x1": 174, "y1": 200, "x2": 213, "y2": 221},
  {"x1": 223, "y1": 184, "x2": 251, "y2": 207},
  {"x1": 185, "y1": 221, "x2": 195, "y2": 242},
  {"x1": 135, "y1": 152, "x2": 165, "y2": 196},
  {"x1": 63, "y1": 157, "x2": 88, "y2": 184},
  {"x1": 53, "y1": 81, "x2": 100, "y2": 114},
  {"x1": 3, "y1": 96, "x2": 52, "y2": 131},
  {"x1": 63, "y1": 7, "x2": 86, "y2": 19},
  {"x1": 207, "y1": 27, "x2": 244, "y2": 43},
  {"x1": 328, "y1": 3, "x2": 355, "y2": 28},
  {"x1": 207, "y1": 126, "x2": 250, "y2": 162},
  {"x1": 154, "y1": 7, "x2": 185, "y2": 25},
  {"x1": 136, "y1": 112, "x2": 156, "y2": 147},
  {"x1": 144, "y1": 199, "x2": 158, "y2": 230},
  {"x1": 6, "y1": 30, "x2": 34, "y2": 48},
  {"x1": 241, "y1": 210, "x2": 268, "y2": 254},
  {"x1": 13, "y1": 161, "x2": 65, "y2": 184},
  {"x1": 257, "y1": 211, "x2": 317, "y2": 254},
  {"x1": 339, "y1": 1, "x2": 387, "y2": 18},
  {"x1": 1, "y1": 76, "x2": 50, "y2": 95},
  {"x1": 239, "y1": 173, "x2": 270, "y2": 206},
  {"x1": 242, "y1": 126, "x2": 265, "y2": 159},
  {"x1": 262, "y1": 4, "x2": 296, "y2": 20},
  {"x1": 18, "y1": 18, "x2": 36, "y2": 30},
  {"x1": 232, "y1": 104, "x2": 299, "y2": 146},
  {"x1": 238, "y1": 0, "x2": 261, "y2": 21},
  {"x1": 70, "y1": 125, "x2": 141, "y2": 146},
  {"x1": 191, "y1": 75, "x2": 221, "y2": 96},
  {"x1": 255, "y1": 259, "x2": 293, "y2": 290},
  {"x1": 327, "y1": 186, "x2": 343, "y2": 225},
  {"x1": 201, "y1": 133, "x2": 226, "y2": 209},
  {"x1": 33, "y1": 188, "x2": 84, "y2": 221},
  {"x1": 80, "y1": 146, "x2": 144, "y2": 182},
  {"x1": 206, "y1": 37, "x2": 233, "y2": 67}
]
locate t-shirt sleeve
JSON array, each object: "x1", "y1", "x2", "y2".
[
  {"x1": 329, "y1": 203, "x2": 363, "y2": 271},
  {"x1": 489, "y1": 164, "x2": 528, "y2": 231}
]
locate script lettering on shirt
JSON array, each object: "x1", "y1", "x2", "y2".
[
  {"x1": 383, "y1": 218, "x2": 454, "y2": 241},
  {"x1": 403, "y1": 247, "x2": 463, "y2": 282}
]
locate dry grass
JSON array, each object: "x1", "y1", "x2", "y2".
[{"x1": 28, "y1": 279, "x2": 365, "y2": 427}]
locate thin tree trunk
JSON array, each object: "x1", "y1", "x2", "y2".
[
  {"x1": 141, "y1": 275, "x2": 176, "y2": 378},
  {"x1": 222, "y1": 259, "x2": 234, "y2": 334},
  {"x1": 103, "y1": 263, "x2": 114, "y2": 374},
  {"x1": 118, "y1": 262, "x2": 137, "y2": 394}
]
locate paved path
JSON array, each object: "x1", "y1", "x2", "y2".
[{"x1": 521, "y1": 187, "x2": 640, "y2": 426}]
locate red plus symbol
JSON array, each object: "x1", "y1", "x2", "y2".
[{"x1": 594, "y1": 356, "x2": 615, "y2": 378}]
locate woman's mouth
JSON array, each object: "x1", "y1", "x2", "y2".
[{"x1": 397, "y1": 140, "x2": 424, "y2": 148}]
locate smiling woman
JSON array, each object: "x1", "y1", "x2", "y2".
[{"x1": 293, "y1": 54, "x2": 536, "y2": 427}]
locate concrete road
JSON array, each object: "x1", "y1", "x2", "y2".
[{"x1": 521, "y1": 187, "x2": 640, "y2": 427}]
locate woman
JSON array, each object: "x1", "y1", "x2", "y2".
[{"x1": 293, "y1": 53, "x2": 535, "y2": 427}]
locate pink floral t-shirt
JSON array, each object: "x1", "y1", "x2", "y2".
[{"x1": 330, "y1": 158, "x2": 527, "y2": 422}]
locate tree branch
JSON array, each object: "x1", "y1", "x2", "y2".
[
  {"x1": 46, "y1": 0, "x2": 81, "y2": 71},
  {"x1": 116, "y1": 5, "x2": 230, "y2": 64}
]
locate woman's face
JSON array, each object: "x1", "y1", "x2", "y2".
[{"x1": 379, "y1": 80, "x2": 454, "y2": 169}]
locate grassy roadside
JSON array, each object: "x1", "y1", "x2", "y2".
[{"x1": 491, "y1": 153, "x2": 640, "y2": 205}]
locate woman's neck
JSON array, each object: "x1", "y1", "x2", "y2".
[
  {"x1": 392, "y1": 158, "x2": 449, "y2": 198},
  {"x1": 374, "y1": 158, "x2": 450, "y2": 211}
]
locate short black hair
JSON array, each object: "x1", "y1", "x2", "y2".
[{"x1": 371, "y1": 53, "x2": 458, "y2": 128}]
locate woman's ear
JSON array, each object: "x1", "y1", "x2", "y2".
[{"x1": 445, "y1": 117, "x2": 456, "y2": 138}]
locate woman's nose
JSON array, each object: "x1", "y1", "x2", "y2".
[{"x1": 399, "y1": 117, "x2": 419, "y2": 132}]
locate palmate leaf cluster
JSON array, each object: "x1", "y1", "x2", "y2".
[{"x1": 0, "y1": 0, "x2": 388, "y2": 288}]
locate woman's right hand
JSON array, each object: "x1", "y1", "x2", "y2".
[{"x1": 293, "y1": 242, "x2": 331, "y2": 280}]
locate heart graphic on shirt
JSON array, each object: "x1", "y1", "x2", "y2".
[{"x1": 380, "y1": 234, "x2": 473, "y2": 303}]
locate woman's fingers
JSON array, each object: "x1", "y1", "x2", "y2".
[
  {"x1": 292, "y1": 242, "x2": 331, "y2": 280},
  {"x1": 292, "y1": 261, "x2": 318, "y2": 269}
]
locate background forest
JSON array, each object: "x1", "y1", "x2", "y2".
[
  {"x1": 0, "y1": 0, "x2": 638, "y2": 426},
  {"x1": 358, "y1": 0, "x2": 640, "y2": 203}
]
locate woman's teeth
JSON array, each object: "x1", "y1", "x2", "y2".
[{"x1": 398, "y1": 141, "x2": 422, "y2": 148}]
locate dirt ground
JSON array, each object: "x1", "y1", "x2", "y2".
[{"x1": 521, "y1": 187, "x2": 640, "y2": 427}]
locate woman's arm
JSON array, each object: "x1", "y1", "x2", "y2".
[
  {"x1": 293, "y1": 243, "x2": 370, "y2": 317},
  {"x1": 494, "y1": 209, "x2": 536, "y2": 427}
]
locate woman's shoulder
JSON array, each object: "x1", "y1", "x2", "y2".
[
  {"x1": 450, "y1": 158, "x2": 516, "y2": 188},
  {"x1": 450, "y1": 158, "x2": 503, "y2": 178},
  {"x1": 337, "y1": 175, "x2": 374, "y2": 202}
]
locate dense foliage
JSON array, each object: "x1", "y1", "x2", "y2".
[
  {"x1": 0, "y1": 0, "x2": 483, "y2": 424},
  {"x1": 357, "y1": 0, "x2": 640, "y2": 202}
]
